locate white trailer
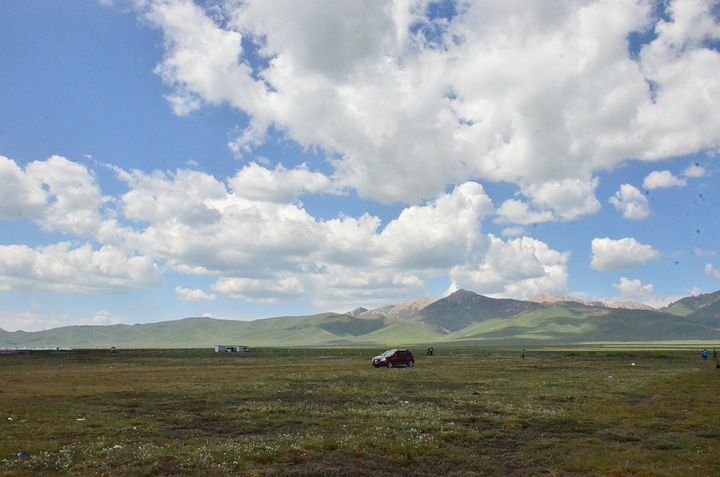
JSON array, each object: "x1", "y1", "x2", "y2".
[{"x1": 215, "y1": 345, "x2": 249, "y2": 352}]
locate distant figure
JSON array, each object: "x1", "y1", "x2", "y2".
[
  {"x1": 702, "y1": 349, "x2": 708, "y2": 361},
  {"x1": 713, "y1": 349, "x2": 717, "y2": 361},
  {"x1": 521, "y1": 349, "x2": 525, "y2": 360}
]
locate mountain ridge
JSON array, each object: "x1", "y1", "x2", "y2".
[
  {"x1": 528, "y1": 292, "x2": 652, "y2": 310},
  {"x1": 3, "y1": 289, "x2": 720, "y2": 348}
]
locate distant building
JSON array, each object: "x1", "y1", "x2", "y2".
[{"x1": 215, "y1": 345, "x2": 249, "y2": 353}]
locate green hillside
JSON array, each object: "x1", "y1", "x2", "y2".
[
  {"x1": 411, "y1": 289, "x2": 543, "y2": 332},
  {"x1": 351, "y1": 322, "x2": 446, "y2": 346},
  {"x1": 3, "y1": 290, "x2": 720, "y2": 349},
  {"x1": 684, "y1": 300, "x2": 720, "y2": 328},
  {"x1": 664, "y1": 303, "x2": 694, "y2": 316},
  {"x1": 663, "y1": 290, "x2": 720, "y2": 316}
]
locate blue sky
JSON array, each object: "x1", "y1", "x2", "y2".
[{"x1": 1, "y1": 0, "x2": 720, "y2": 331}]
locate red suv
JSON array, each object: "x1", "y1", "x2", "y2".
[{"x1": 372, "y1": 349, "x2": 415, "y2": 368}]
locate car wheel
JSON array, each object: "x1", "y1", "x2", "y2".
[
  {"x1": 408, "y1": 360, "x2": 414, "y2": 367},
  {"x1": 387, "y1": 362, "x2": 393, "y2": 368}
]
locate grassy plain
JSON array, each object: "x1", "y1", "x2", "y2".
[{"x1": 1, "y1": 347, "x2": 719, "y2": 476}]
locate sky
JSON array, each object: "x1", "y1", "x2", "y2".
[{"x1": 1, "y1": 0, "x2": 720, "y2": 332}]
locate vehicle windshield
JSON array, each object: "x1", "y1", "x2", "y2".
[{"x1": 381, "y1": 349, "x2": 397, "y2": 357}]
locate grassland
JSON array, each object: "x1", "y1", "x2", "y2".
[{"x1": 1, "y1": 347, "x2": 719, "y2": 476}]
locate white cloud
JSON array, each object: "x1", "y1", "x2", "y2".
[
  {"x1": 449, "y1": 235, "x2": 570, "y2": 299},
  {"x1": 608, "y1": 184, "x2": 650, "y2": 219},
  {"x1": 613, "y1": 277, "x2": 654, "y2": 299},
  {"x1": 89, "y1": 310, "x2": 129, "y2": 326},
  {"x1": 0, "y1": 243, "x2": 162, "y2": 294},
  {"x1": 144, "y1": 0, "x2": 265, "y2": 116},
  {"x1": 495, "y1": 199, "x2": 554, "y2": 225},
  {"x1": 495, "y1": 178, "x2": 601, "y2": 224},
  {"x1": 228, "y1": 162, "x2": 337, "y2": 202},
  {"x1": 524, "y1": 178, "x2": 602, "y2": 221},
  {"x1": 228, "y1": 118, "x2": 269, "y2": 157},
  {"x1": 118, "y1": 167, "x2": 227, "y2": 226},
  {"x1": 113, "y1": 166, "x2": 569, "y2": 304},
  {"x1": 24, "y1": 155, "x2": 111, "y2": 237},
  {"x1": 110, "y1": 162, "x2": 504, "y2": 304},
  {"x1": 118, "y1": 170, "x2": 327, "y2": 277},
  {"x1": 0, "y1": 309, "x2": 128, "y2": 333},
  {"x1": 634, "y1": 2, "x2": 720, "y2": 159},
  {"x1": 705, "y1": 263, "x2": 720, "y2": 280},
  {"x1": 0, "y1": 155, "x2": 126, "y2": 245},
  {"x1": 375, "y1": 182, "x2": 494, "y2": 269},
  {"x1": 212, "y1": 275, "x2": 306, "y2": 303},
  {"x1": 642, "y1": 170, "x2": 687, "y2": 189},
  {"x1": 175, "y1": 286, "x2": 217, "y2": 302},
  {"x1": 0, "y1": 311, "x2": 71, "y2": 333},
  {"x1": 591, "y1": 237, "x2": 661, "y2": 271},
  {"x1": 0, "y1": 145, "x2": 576, "y2": 308},
  {"x1": 308, "y1": 266, "x2": 426, "y2": 310},
  {"x1": 138, "y1": 0, "x2": 720, "y2": 205},
  {"x1": 683, "y1": 163, "x2": 706, "y2": 178},
  {"x1": 0, "y1": 156, "x2": 47, "y2": 220},
  {"x1": 501, "y1": 226, "x2": 526, "y2": 237}
]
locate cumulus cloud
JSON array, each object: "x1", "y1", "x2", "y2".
[
  {"x1": 705, "y1": 263, "x2": 720, "y2": 280},
  {"x1": 144, "y1": 0, "x2": 264, "y2": 116},
  {"x1": 89, "y1": 310, "x2": 129, "y2": 326},
  {"x1": 495, "y1": 178, "x2": 601, "y2": 224},
  {"x1": 117, "y1": 167, "x2": 227, "y2": 226},
  {"x1": 0, "y1": 156, "x2": 168, "y2": 297},
  {"x1": 15, "y1": 152, "x2": 576, "y2": 304},
  {"x1": 591, "y1": 237, "x2": 661, "y2": 271},
  {"x1": 137, "y1": 0, "x2": 720, "y2": 204},
  {"x1": 0, "y1": 155, "x2": 48, "y2": 220},
  {"x1": 521, "y1": 178, "x2": 602, "y2": 221},
  {"x1": 374, "y1": 182, "x2": 494, "y2": 269},
  {"x1": 2, "y1": 154, "x2": 572, "y2": 305},
  {"x1": 1, "y1": 155, "x2": 114, "y2": 238},
  {"x1": 694, "y1": 247, "x2": 717, "y2": 257},
  {"x1": 501, "y1": 226, "x2": 526, "y2": 237},
  {"x1": 609, "y1": 184, "x2": 651, "y2": 219},
  {"x1": 0, "y1": 311, "x2": 71, "y2": 333},
  {"x1": 24, "y1": 156, "x2": 111, "y2": 237},
  {"x1": 683, "y1": 163, "x2": 706, "y2": 178},
  {"x1": 0, "y1": 242, "x2": 162, "y2": 293},
  {"x1": 175, "y1": 286, "x2": 217, "y2": 301},
  {"x1": 449, "y1": 235, "x2": 570, "y2": 299},
  {"x1": 495, "y1": 200, "x2": 554, "y2": 225},
  {"x1": 613, "y1": 276, "x2": 654, "y2": 299},
  {"x1": 212, "y1": 275, "x2": 306, "y2": 303},
  {"x1": 642, "y1": 170, "x2": 687, "y2": 189},
  {"x1": 228, "y1": 162, "x2": 337, "y2": 202},
  {"x1": 0, "y1": 308, "x2": 127, "y2": 332}
]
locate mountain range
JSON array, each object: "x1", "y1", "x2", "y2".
[{"x1": 2, "y1": 290, "x2": 720, "y2": 349}]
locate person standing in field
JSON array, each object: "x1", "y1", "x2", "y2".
[
  {"x1": 713, "y1": 349, "x2": 717, "y2": 361},
  {"x1": 521, "y1": 349, "x2": 525, "y2": 360}
]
